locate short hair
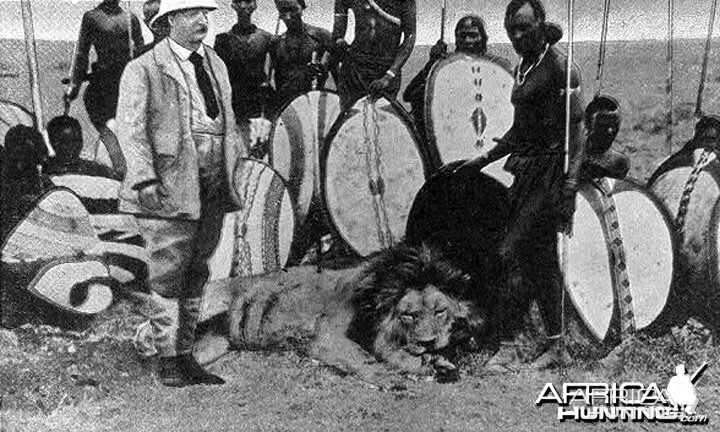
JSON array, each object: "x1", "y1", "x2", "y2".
[
  {"x1": 47, "y1": 115, "x2": 83, "y2": 161},
  {"x1": 504, "y1": 0, "x2": 563, "y2": 45},
  {"x1": 274, "y1": 0, "x2": 306, "y2": 10},
  {"x1": 505, "y1": 0, "x2": 547, "y2": 24},
  {"x1": 3, "y1": 124, "x2": 46, "y2": 173}
]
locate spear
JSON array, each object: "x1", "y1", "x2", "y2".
[
  {"x1": 559, "y1": 0, "x2": 576, "y2": 378},
  {"x1": 439, "y1": 0, "x2": 447, "y2": 43},
  {"x1": 20, "y1": 0, "x2": 53, "y2": 157},
  {"x1": 695, "y1": 0, "x2": 718, "y2": 117}
]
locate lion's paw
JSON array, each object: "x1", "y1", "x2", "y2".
[{"x1": 227, "y1": 277, "x2": 290, "y2": 349}]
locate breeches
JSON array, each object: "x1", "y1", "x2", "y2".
[
  {"x1": 136, "y1": 214, "x2": 224, "y2": 299},
  {"x1": 136, "y1": 213, "x2": 225, "y2": 357}
]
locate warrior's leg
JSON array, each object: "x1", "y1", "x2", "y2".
[{"x1": 97, "y1": 124, "x2": 126, "y2": 177}]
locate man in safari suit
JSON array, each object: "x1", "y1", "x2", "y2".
[{"x1": 115, "y1": 0, "x2": 247, "y2": 387}]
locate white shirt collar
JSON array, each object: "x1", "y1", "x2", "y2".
[{"x1": 168, "y1": 38, "x2": 205, "y2": 61}]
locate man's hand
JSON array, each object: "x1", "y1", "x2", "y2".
[
  {"x1": 429, "y1": 40, "x2": 447, "y2": 62},
  {"x1": 333, "y1": 38, "x2": 349, "y2": 60},
  {"x1": 64, "y1": 85, "x2": 79, "y2": 103},
  {"x1": 369, "y1": 74, "x2": 393, "y2": 99},
  {"x1": 453, "y1": 149, "x2": 491, "y2": 174},
  {"x1": 138, "y1": 183, "x2": 167, "y2": 211},
  {"x1": 557, "y1": 182, "x2": 578, "y2": 234},
  {"x1": 249, "y1": 117, "x2": 272, "y2": 153},
  {"x1": 307, "y1": 62, "x2": 329, "y2": 83}
]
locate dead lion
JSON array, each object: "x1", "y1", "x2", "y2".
[{"x1": 227, "y1": 242, "x2": 489, "y2": 380}]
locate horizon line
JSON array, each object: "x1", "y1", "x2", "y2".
[{"x1": 2, "y1": 36, "x2": 718, "y2": 43}]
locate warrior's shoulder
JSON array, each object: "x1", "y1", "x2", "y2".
[
  {"x1": 255, "y1": 27, "x2": 274, "y2": 39},
  {"x1": 306, "y1": 24, "x2": 332, "y2": 41},
  {"x1": 547, "y1": 46, "x2": 582, "y2": 85},
  {"x1": 81, "y1": 7, "x2": 105, "y2": 24}
]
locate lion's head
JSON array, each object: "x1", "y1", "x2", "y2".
[{"x1": 348, "y1": 242, "x2": 488, "y2": 373}]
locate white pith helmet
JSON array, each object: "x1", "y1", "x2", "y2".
[{"x1": 150, "y1": 0, "x2": 218, "y2": 27}]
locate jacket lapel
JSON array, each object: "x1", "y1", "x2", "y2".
[{"x1": 154, "y1": 39, "x2": 188, "y2": 93}]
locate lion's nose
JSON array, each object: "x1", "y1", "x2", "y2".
[{"x1": 417, "y1": 338, "x2": 437, "y2": 350}]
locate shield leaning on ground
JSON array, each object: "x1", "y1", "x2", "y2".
[
  {"x1": 566, "y1": 178, "x2": 677, "y2": 346},
  {"x1": 50, "y1": 173, "x2": 149, "y2": 286},
  {"x1": 424, "y1": 53, "x2": 515, "y2": 187},
  {"x1": 0, "y1": 100, "x2": 34, "y2": 145},
  {"x1": 648, "y1": 147, "x2": 720, "y2": 332},
  {"x1": 207, "y1": 158, "x2": 295, "y2": 282},
  {"x1": 266, "y1": 90, "x2": 342, "y2": 260},
  {"x1": 1, "y1": 188, "x2": 113, "y2": 315},
  {"x1": 322, "y1": 96, "x2": 432, "y2": 257}
]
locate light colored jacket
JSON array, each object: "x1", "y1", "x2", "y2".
[{"x1": 116, "y1": 38, "x2": 247, "y2": 219}]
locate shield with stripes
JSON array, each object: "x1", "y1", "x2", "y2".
[
  {"x1": 566, "y1": 178, "x2": 676, "y2": 344},
  {"x1": 1, "y1": 188, "x2": 114, "y2": 315}
]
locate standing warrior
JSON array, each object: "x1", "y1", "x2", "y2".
[
  {"x1": 66, "y1": 0, "x2": 144, "y2": 177},
  {"x1": 403, "y1": 14, "x2": 489, "y2": 142},
  {"x1": 270, "y1": 0, "x2": 334, "y2": 108},
  {"x1": 115, "y1": 0, "x2": 246, "y2": 387},
  {"x1": 461, "y1": 0, "x2": 588, "y2": 370},
  {"x1": 214, "y1": 0, "x2": 274, "y2": 130},
  {"x1": 332, "y1": 0, "x2": 416, "y2": 109}
]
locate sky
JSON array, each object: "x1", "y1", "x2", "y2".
[{"x1": 0, "y1": 0, "x2": 718, "y2": 44}]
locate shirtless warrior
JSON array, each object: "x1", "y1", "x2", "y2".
[
  {"x1": 215, "y1": 0, "x2": 275, "y2": 153},
  {"x1": 332, "y1": 0, "x2": 416, "y2": 109},
  {"x1": 270, "y1": 0, "x2": 334, "y2": 108}
]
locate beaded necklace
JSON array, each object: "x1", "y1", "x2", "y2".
[{"x1": 515, "y1": 43, "x2": 549, "y2": 86}]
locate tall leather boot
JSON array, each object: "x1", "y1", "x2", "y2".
[
  {"x1": 176, "y1": 297, "x2": 225, "y2": 385},
  {"x1": 150, "y1": 293, "x2": 194, "y2": 387}
]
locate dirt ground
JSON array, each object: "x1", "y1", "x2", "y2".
[
  {"x1": 1, "y1": 288, "x2": 719, "y2": 432},
  {"x1": 3, "y1": 38, "x2": 720, "y2": 431}
]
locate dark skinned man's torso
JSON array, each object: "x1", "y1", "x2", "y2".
[
  {"x1": 215, "y1": 24, "x2": 273, "y2": 120},
  {"x1": 342, "y1": 0, "x2": 403, "y2": 60},
  {"x1": 271, "y1": 24, "x2": 331, "y2": 106}
]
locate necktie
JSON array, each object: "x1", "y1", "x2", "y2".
[{"x1": 188, "y1": 52, "x2": 220, "y2": 120}]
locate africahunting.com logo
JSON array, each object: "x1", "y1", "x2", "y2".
[{"x1": 536, "y1": 363, "x2": 709, "y2": 424}]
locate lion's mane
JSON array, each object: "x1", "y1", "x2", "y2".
[{"x1": 347, "y1": 242, "x2": 486, "y2": 358}]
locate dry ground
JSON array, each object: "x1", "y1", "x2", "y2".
[{"x1": 1, "y1": 277, "x2": 719, "y2": 432}]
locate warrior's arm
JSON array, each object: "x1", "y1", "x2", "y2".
[
  {"x1": 70, "y1": 14, "x2": 93, "y2": 90},
  {"x1": 564, "y1": 68, "x2": 587, "y2": 191},
  {"x1": 388, "y1": 0, "x2": 417, "y2": 75},
  {"x1": 131, "y1": 14, "x2": 144, "y2": 55},
  {"x1": 402, "y1": 58, "x2": 433, "y2": 103},
  {"x1": 331, "y1": 0, "x2": 349, "y2": 44}
]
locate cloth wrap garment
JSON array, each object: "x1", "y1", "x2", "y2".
[
  {"x1": 337, "y1": 48, "x2": 401, "y2": 110},
  {"x1": 115, "y1": 38, "x2": 246, "y2": 357},
  {"x1": 495, "y1": 46, "x2": 584, "y2": 340}
]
